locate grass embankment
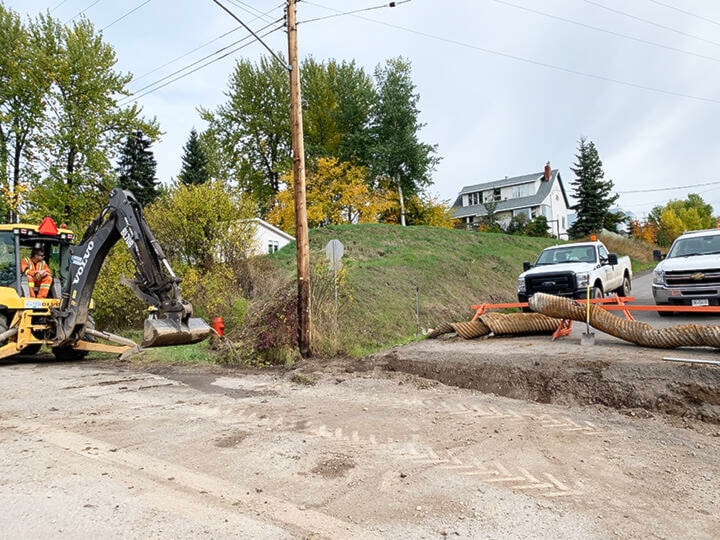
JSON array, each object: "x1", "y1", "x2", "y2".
[
  {"x1": 271, "y1": 225, "x2": 558, "y2": 355},
  {"x1": 139, "y1": 225, "x2": 655, "y2": 362}
]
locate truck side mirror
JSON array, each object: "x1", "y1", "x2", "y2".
[
  {"x1": 652, "y1": 249, "x2": 663, "y2": 261},
  {"x1": 607, "y1": 253, "x2": 618, "y2": 266},
  {"x1": 523, "y1": 261, "x2": 532, "y2": 272}
]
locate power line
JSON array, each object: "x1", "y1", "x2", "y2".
[
  {"x1": 130, "y1": 2, "x2": 284, "y2": 85},
  {"x1": 101, "y1": 0, "x2": 153, "y2": 31},
  {"x1": 489, "y1": 0, "x2": 720, "y2": 64},
  {"x1": 303, "y1": 1, "x2": 720, "y2": 105},
  {"x1": 300, "y1": 0, "x2": 412, "y2": 25},
  {"x1": 618, "y1": 180, "x2": 720, "y2": 194},
  {"x1": 50, "y1": 0, "x2": 70, "y2": 12},
  {"x1": 125, "y1": 17, "x2": 282, "y2": 98},
  {"x1": 65, "y1": 0, "x2": 103, "y2": 23},
  {"x1": 119, "y1": 23, "x2": 285, "y2": 105},
  {"x1": 646, "y1": 0, "x2": 720, "y2": 28},
  {"x1": 226, "y1": 0, "x2": 279, "y2": 23},
  {"x1": 211, "y1": 0, "x2": 289, "y2": 70},
  {"x1": 583, "y1": 0, "x2": 720, "y2": 49}
]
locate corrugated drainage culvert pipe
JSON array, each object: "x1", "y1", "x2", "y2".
[
  {"x1": 428, "y1": 312, "x2": 560, "y2": 339},
  {"x1": 529, "y1": 292, "x2": 720, "y2": 349}
]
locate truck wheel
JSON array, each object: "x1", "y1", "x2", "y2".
[
  {"x1": 0, "y1": 312, "x2": 8, "y2": 336},
  {"x1": 589, "y1": 287, "x2": 603, "y2": 299},
  {"x1": 52, "y1": 346, "x2": 88, "y2": 361},
  {"x1": 617, "y1": 275, "x2": 631, "y2": 297},
  {"x1": 21, "y1": 344, "x2": 42, "y2": 356}
]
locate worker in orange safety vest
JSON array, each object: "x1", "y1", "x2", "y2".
[{"x1": 20, "y1": 248, "x2": 52, "y2": 298}]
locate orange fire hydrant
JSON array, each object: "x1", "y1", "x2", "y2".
[{"x1": 211, "y1": 317, "x2": 225, "y2": 337}]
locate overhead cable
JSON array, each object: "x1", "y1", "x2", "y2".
[
  {"x1": 647, "y1": 0, "x2": 720, "y2": 28},
  {"x1": 300, "y1": 0, "x2": 413, "y2": 25},
  {"x1": 303, "y1": 1, "x2": 720, "y2": 105},
  {"x1": 130, "y1": 2, "x2": 284, "y2": 84},
  {"x1": 65, "y1": 0, "x2": 103, "y2": 23},
  {"x1": 101, "y1": 0, "x2": 153, "y2": 31},
  {"x1": 211, "y1": 0, "x2": 289, "y2": 70},
  {"x1": 126, "y1": 17, "x2": 282, "y2": 96},
  {"x1": 490, "y1": 0, "x2": 720, "y2": 64},
  {"x1": 583, "y1": 0, "x2": 720, "y2": 49},
  {"x1": 118, "y1": 23, "x2": 285, "y2": 105},
  {"x1": 618, "y1": 180, "x2": 720, "y2": 193}
]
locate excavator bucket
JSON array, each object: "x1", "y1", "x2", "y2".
[{"x1": 142, "y1": 316, "x2": 212, "y2": 348}]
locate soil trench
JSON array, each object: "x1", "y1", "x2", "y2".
[{"x1": 368, "y1": 336, "x2": 720, "y2": 424}]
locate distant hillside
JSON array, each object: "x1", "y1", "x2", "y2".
[{"x1": 272, "y1": 224, "x2": 560, "y2": 355}]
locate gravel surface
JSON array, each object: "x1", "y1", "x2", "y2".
[{"x1": 1, "y1": 348, "x2": 718, "y2": 539}]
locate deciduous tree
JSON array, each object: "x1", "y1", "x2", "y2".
[
  {"x1": 144, "y1": 180, "x2": 256, "y2": 271},
  {"x1": 200, "y1": 56, "x2": 291, "y2": 212},
  {"x1": 266, "y1": 157, "x2": 393, "y2": 233},
  {"x1": 0, "y1": 5, "x2": 48, "y2": 222},
  {"x1": 648, "y1": 193, "x2": 715, "y2": 247},
  {"x1": 369, "y1": 57, "x2": 439, "y2": 215},
  {"x1": 23, "y1": 14, "x2": 158, "y2": 228}
]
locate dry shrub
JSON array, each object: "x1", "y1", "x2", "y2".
[
  {"x1": 597, "y1": 232, "x2": 655, "y2": 264},
  {"x1": 236, "y1": 284, "x2": 299, "y2": 366},
  {"x1": 309, "y1": 260, "x2": 351, "y2": 357}
]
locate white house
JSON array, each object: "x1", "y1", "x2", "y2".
[
  {"x1": 452, "y1": 163, "x2": 571, "y2": 238},
  {"x1": 248, "y1": 218, "x2": 295, "y2": 255}
]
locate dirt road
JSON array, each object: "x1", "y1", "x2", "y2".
[{"x1": 1, "y1": 352, "x2": 718, "y2": 539}]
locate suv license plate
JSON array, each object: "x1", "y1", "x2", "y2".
[{"x1": 692, "y1": 299, "x2": 710, "y2": 307}]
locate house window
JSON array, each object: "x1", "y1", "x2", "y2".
[
  {"x1": 493, "y1": 188, "x2": 501, "y2": 202},
  {"x1": 513, "y1": 208, "x2": 531, "y2": 219},
  {"x1": 467, "y1": 192, "x2": 480, "y2": 206},
  {"x1": 268, "y1": 240, "x2": 279, "y2": 253},
  {"x1": 511, "y1": 184, "x2": 532, "y2": 199}
]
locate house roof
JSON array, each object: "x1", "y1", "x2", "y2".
[
  {"x1": 452, "y1": 169, "x2": 570, "y2": 219},
  {"x1": 250, "y1": 218, "x2": 295, "y2": 242}
]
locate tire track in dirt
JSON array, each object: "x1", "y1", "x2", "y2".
[{"x1": 0, "y1": 418, "x2": 382, "y2": 539}]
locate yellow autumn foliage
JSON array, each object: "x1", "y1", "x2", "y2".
[{"x1": 266, "y1": 157, "x2": 394, "y2": 233}]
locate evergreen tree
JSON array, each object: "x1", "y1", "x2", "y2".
[
  {"x1": 178, "y1": 128, "x2": 209, "y2": 186},
  {"x1": 567, "y1": 137, "x2": 619, "y2": 239},
  {"x1": 116, "y1": 130, "x2": 158, "y2": 206}
]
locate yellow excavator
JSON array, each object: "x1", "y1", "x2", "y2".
[{"x1": 0, "y1": 189, "x2": 211, "y2": 361}]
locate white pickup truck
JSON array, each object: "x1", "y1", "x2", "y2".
[
  {"x1": 652, "y1": 228, "x2": 720, "y2": 315},
  {"x1": 517, "y1": 240, "x2": 633, "y2": 303}
]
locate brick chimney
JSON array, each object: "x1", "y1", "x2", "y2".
[{"x1": 543, "y1": 161, "x2": 551, "y2": 181}]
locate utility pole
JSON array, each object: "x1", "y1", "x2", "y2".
[{"x1": 287, "y1": 0, "x2": 311, "y2": 357}]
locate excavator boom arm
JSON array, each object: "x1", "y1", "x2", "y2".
[{"x1": 53, "y1": 189, "x2": 209, "y2": 348}]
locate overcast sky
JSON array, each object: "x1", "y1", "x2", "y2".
[{"x1": 7, "y1": 0, "x2": 720, "y2": 219}]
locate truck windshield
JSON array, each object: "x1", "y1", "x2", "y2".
[
  {"x1": 536, "y1": 246, "x2": 596, "y2": 265},
  {"x1": 667, "y1": 234, "x2": 720, "y2": 258}
]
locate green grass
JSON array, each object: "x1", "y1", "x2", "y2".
[
  {"x1": 272, "y1": 224, "x2": 560, "y2": 355},
  {"x1": 119, "y1": 225, "x2": 655, "y2": 363}
]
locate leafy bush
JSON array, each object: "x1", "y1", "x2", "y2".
[{"x1": 92, "y1": 245, "x2": 147, "y2": 331}]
